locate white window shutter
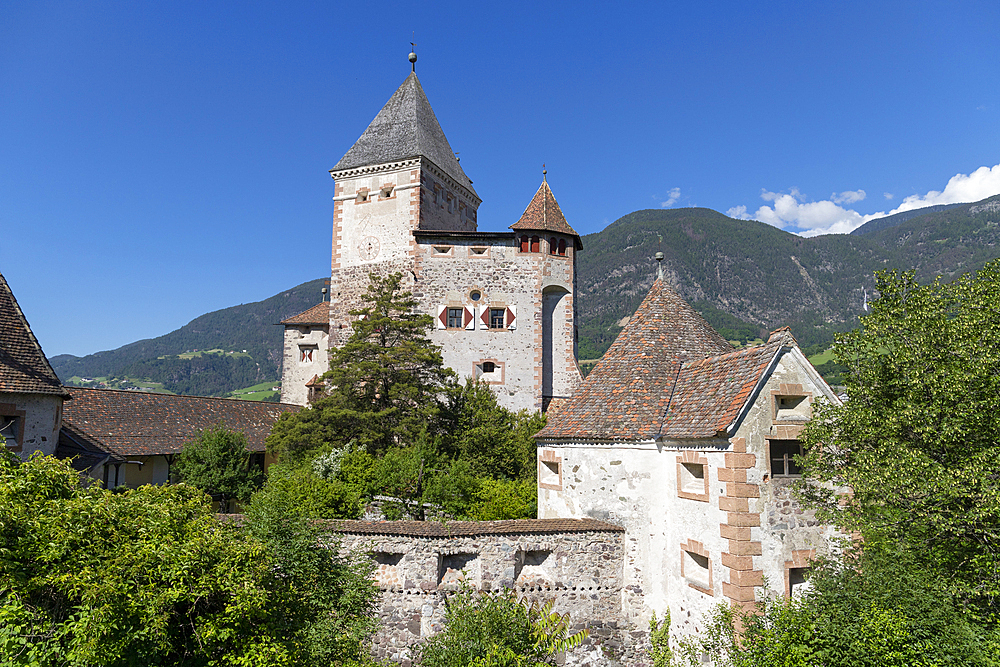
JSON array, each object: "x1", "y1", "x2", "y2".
[
  {"x1": 464, "y1": 306, "x2": 475, "y2": 330},
  {"x1": 479, "y1": 306, "x2": 489, "y2": 330},
  {"x1": 506, "y1": 305, "x2": 517, "y2": 330},
  {"x1": 436, "y1": 305, "x2": 447, "y2": 330}
]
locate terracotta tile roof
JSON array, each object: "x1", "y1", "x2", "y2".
[
  {"x1": 331, "y1": 73, "x2": 476, "y2": 196},
  {"x1": 509, "y1": 180, "x2": 581, "y2": 243},
  {"x1": 660, "y1": 342, "x2": 781, "y2": 438},
  {"x1": 56, "y1": 421, "x2": 123, "y2": 472},
  {"x1": 63, "y1": 387, "x2": 300, "y2": 457},
  {"x1": 536, "y1": 279, "x2": 734, "y2": 441},
  {"x1": 325, "y1": 518, "x2": 623, "y2": 537},
  {"x1": 280, "y1": 302, "x2": 330, "y2": 326},
  {"x1": 0, "y1": 272, "x2": 70, "y2": 397}
]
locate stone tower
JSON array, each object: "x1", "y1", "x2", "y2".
[
  {"x1": 281, "y1": 64, "x2": 584, "y2": 412},
  {"x1": 327, "y1": 71, "x2": 481, "y2": 341}
]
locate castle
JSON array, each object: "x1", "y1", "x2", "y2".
[{"x1": 280, "y1": 60, "x2": 582, "y2": 412}]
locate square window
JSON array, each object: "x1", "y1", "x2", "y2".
[
  {"x1": 0, "y1": 416, "x2": 20, "y2": 448},
  {"x1": 448, "y1": 308, "x2": 463, "y2": 329},
  {"x1": 679, "y1": 462, "x2": 706, "y2": 494},
  {"x1": 539, "y1": 459, "x2": 560, "y2": 488},
  {"x1": 482, "y1": 361, "x2": 495, "y2": 373},
  {"x1": 683, "y1": 550, "x2": 711, "y2": 590},
  {"x1": 789, "y1": 567, "x2": 809, "y2": 596},
  {"x1": 299, "y1": 346, "x2": 316, "y2": 363},
  {"x1": 490, "y1": 308, "x2": 505, "y2": 329},
  {"x1": 770, "y1": 440, "x2": 802, "y2": 476}
]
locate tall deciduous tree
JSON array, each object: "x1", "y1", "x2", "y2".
[
  {"x1": 0, "y1": 452, "x2": 378, "y2": 666},
  {"x1": 173, "y1": 423, "x2": 261, "y2": 510},
  {"x1": 800, "y1": 260, "x2": 1000, "y2": 620},
  {"x1": 267, "y1": 272, "x2": 457, "y2": 462}
]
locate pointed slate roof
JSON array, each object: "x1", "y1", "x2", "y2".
[
  {"x1": 0, "y1": 272, "x2": 70, "y2": 397},
  {"x1": 537, "y1": 279, "x2": 732, "y2": 440},
  {"x1": 280, "y1": 302, "x2": 330, "y2": 326},
  {"x1": 510, "y1": 180, "x2": 581, "y2": 242},
  {"x1": 332, "y1": 73, "x2": 475, "y2": 194}
]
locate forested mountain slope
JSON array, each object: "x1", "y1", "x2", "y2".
[
  {"x1": 48, "y1": 194, "x2": 1000, "y2": 395},
  {"x1": 575, "y1": 194, "x2": 1000, "y2": 358},
  {"x1": 51, "y1": 278, "x2": 327, "y2": 395}
]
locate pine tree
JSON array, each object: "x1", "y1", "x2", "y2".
[{"x1": 267, "y1": 273, "x2": 457, "y2": 461}]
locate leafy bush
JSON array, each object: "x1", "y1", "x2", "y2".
[
  {"x1": 253, "y1": 462, "x2": 362, "y2": 520},
  {"x1": 173, "y1": 423, "x2": 262, "y2": 507},
  {"x1": 418, "y1": 587, "x2": 588, "y2": 667}
]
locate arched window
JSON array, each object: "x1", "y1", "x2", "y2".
[
  {"x1": 549, "y1": 237, "x2": 557, "y2": 254},
  {"x1": 530, "y1": 236, "x2": 540, "y2": 253},
  {"x1": 558, "y1": 239, "x2": 566, "y2": 256},
  {"x1": 520, "y1": 235, "x2": 529, "y2": 252}
]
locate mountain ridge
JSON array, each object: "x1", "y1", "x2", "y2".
[{"x1": 50, "y1": 194, "x2": 1000, "y2": 394}]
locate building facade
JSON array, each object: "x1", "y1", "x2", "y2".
[
  {"x1": 282, "y1": 69, "x2": 583, "y2": 412},
  {"x1": 0, "y1": 272, "x2": 69, "y2": 461},
  {"x1": 535, "y1": 277, "x2": 842, "y2": 636}
]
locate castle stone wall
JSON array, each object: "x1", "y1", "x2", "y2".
[
  {"x1": 328, "y1": 520, "x2": 643, "y2": 666},
  {"x1": 3, "y1": 392, "x2": 62, "y2": 459},
  {"x1": 280, "y1": 324, "x2": 329, "y2": 405}
]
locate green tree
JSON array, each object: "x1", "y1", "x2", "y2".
[
  {"x1": 173, "y1": 423, "x2": 262, "y2": 510},
  {"x1": 268, "y1": 272, "x2": 457, "y2": 462},
  {"x1": 0, "y1": 452, "x2": 378, "y2": 666},
  {"x1": 418, "y1": 587, "x2": 588, "y2": 667},
  {"x1": 250, "y1": 462, "x2": 362, "y2": 520},
  {"x1": 799, "y1": 261, "x2": 1000, "y2": 619}
]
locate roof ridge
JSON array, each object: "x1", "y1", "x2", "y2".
[
  {"x1": 66, "y1": 386, "x2": 295, "y2": 407},
  {"x1": 0, "y1": 272, "x2": 70, "y2": 397},
  {"x1": 509, "y1": 179, "x2": 581, "y2": 239}
]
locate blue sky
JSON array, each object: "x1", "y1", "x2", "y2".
[{"x1": 3, "y1": 0, "x2": 999, "y2": 357}]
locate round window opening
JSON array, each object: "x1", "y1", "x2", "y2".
[{"x1": 470, "y1": 291, "x2": 482, "y2": 301}]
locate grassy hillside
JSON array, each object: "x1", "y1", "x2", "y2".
[{"x1": 52, "y1": 278, "x2": 326, "y2": 396}]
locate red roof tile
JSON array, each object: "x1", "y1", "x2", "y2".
[
  {"x1": 280, "y1": 302, "x2": 330, "y2": 326},
  {"x1": 537, "y1": 279, "x2": 733, "y2": 440},
  {"x1": 63, "y1": 387, "x2": 300, "y2": 456},
  {"x1": 509, "y1": 180, "x2": 581, "y2": 240},
  {"x1": 0, "y1": 273, "x2": 70, "y2": 397},
  {"x1": 660, "y1": 342, "x2": 781, "y2": 438}
]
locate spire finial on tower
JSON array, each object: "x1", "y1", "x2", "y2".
[
  {"x1": 542, "y1": 164, "x2": 547, "y2": 182},
  {"x1": 655, "y1": 251, "x2": 665, "y2": 281},
  {"x1": 409, "y1": 39, "x2": 417, "y2": 72}
]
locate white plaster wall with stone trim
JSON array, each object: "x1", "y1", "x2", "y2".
[
  {"x1": 536, "y1": 441, "x2": 730, "y2": 636},
  {"x1": 332, "y1": 164, "x2": 422, "y2": 274},
  {"x1": 536, "y1": 346, "x2": 842, "y2": 641},
  {"x1": 329, "y1": 528, "x2": 631, "y2": 666},
  {"x1": 280, "y1": 324, "x2": 330, "y2": 406},
  {"x1": 2, "y1": 392, "x2": 62, "y2": 460}
]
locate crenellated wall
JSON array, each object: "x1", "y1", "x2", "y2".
[{"x1": 327, "y1": 519, "x2": 641, "y2": 666}]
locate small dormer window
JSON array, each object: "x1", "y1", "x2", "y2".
[
  {"x1": 380, "y1": 184, "x2": 394, "y2": 198},
  {"x1": 356, "y1": 189, "x2": 369, "y2": 203},
  {"x1": 775, "y1": 395, "x2": 809, "y2": 421},
  {"x1": 470, "y1": 246, "x2": 487, "y2": 256}
]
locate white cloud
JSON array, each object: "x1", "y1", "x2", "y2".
[
  {"x1": 883, "y1": 192, "x2": 894, "y2": 200},
  {"x1": 831, "y1": 189, "x2": 866, "y2": 205},
  {"x1": 728, "y1": 163, "x2": 1000, "y2": 236},
  {"x1": 661, "y1": 187, "x2": 681, "y2": 207}
]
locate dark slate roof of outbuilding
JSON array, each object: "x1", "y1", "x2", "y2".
[
  {"x1": 536, "y1": 278, "x2": 734, "y2": 441},
  {"x1": 331, "y1": 72, "x2": 476, "y2": 195},
  {"x1": 509, "y1": 180, "x2": 582, "y2": 243},
  {"x1": 0, "y1": 272, "x2": 70, "y2": 397},
  {"x1": 280, "y1": 302, "x2": 330, "y2": 326},
  {"x1": 326, "y1": 518, "x2": 623, "y2": 537},
  {"x1": 63, "y1": 387, "x2": 299, "y2": 457}
]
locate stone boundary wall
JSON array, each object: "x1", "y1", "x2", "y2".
[{"x1": 326, "y1": 519, "x2": 641, "y2": 666}]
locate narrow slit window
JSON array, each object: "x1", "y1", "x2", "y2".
[
  {"x1": 558, "y1": 239, "x2": 566, "y2": 255},
  {"x1": 549, "y1": 237, "x2": 557, "y2": 254},
  {"x1": 530, "y1": 236, "x2": 540, "y2": 252}
]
